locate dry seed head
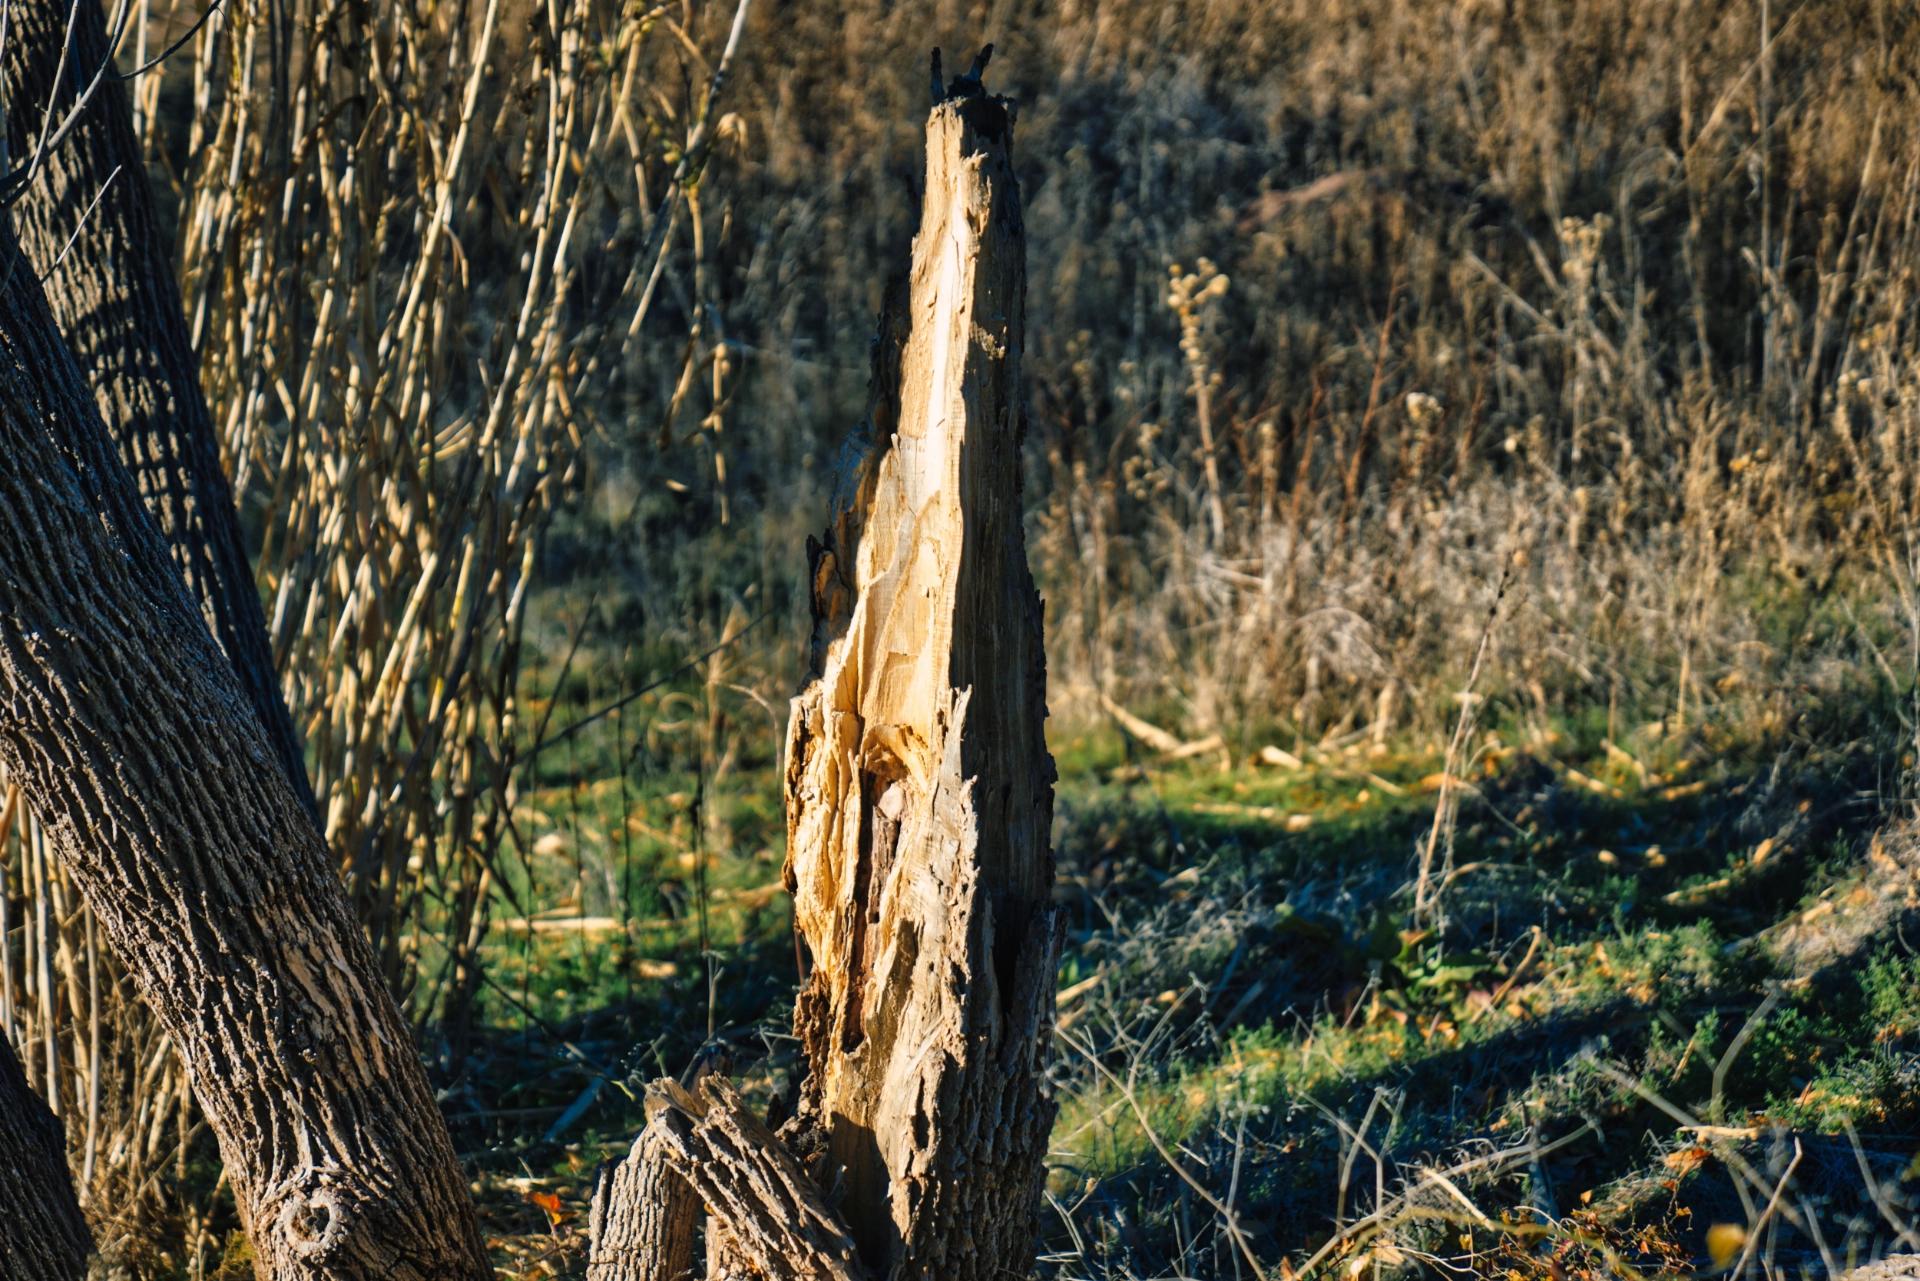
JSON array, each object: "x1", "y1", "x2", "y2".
[
  {"x1": 1165, "y1": 258, "x2": 1229, "y2": 314},
  {"x1": 715, "y1": 111, "x2": 749, "y2": 149}
]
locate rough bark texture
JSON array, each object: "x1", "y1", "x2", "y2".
[
  {"x1": 782, "y1": 95, "x2": 1059, "y2": 1281},
  {"x1": 0, "y1": 1033, "x2": 91, "y2": 1281},
  {"x1": 0, "y1": 230, "x2": 488, "y2": 1278},
  {"x1": 703, "y1": 1234, "x2": 754, "y2": 1281},
  {"x1": 646, "y1": 1079, "x2": 865, "y2": 1281},
  {"x1": 0, "y1": 0, "x2": 312, "y2": 808},
  {"x1": 588, "y1": 1125, "x2": 700, "y2": 1281},
  {"x1": 588, "y1": 1076, "x2": 865, "y2": 1281}
]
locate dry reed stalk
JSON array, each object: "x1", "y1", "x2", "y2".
[{"x1": 0, "y1": 0, "x2": 742, "y2": 1264}]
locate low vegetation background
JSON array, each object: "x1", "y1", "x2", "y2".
[{"x1": 6, "y1": 0, "x2": 1920, "y2": 1276}]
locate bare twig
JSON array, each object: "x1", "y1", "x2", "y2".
[{"x1": 1061, "y1": 1025, "x2": 1271, "y2": 1278}]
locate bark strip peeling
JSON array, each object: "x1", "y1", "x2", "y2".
[
  {"x1": 586, "y1": 1075, "x2": 865, "y2": 1281},
  {"x1": 650, "y1": 1079, "x2": 865, "y2": 1281},
  {"x1": 783, "y1": 93, "x2": 1059, "y2": 1281}
]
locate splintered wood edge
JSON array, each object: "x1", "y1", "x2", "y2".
[{"x1": 643, "y1": 1077, "x2": 867, "y2": 1281}]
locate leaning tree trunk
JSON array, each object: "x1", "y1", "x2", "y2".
[
  {"x1": 0, "y1": 0, "x2": 312, "y2": 807},
  {"x1": 0, "y1": 226, "x2": 489, "y2": 1278},
  {"x1": 780, "y1": 89, "x2": 1058, "y2": 1278},
  {"x1": 0, "y1": 1033, "x2": 90, "y2": 1281}
]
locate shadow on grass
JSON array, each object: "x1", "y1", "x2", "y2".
[{"x1": 1042, "y1": 700, "x2": 1920, "y2": 1276}]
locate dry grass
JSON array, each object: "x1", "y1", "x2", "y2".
[
  {"x1": 2, "y1": 0, "x2": 737, "y2": 1266},
  {"x1": 544, "y1": 0, "x2": 1920, "y2": 757},
  {"x1": 4, "y1": 0, "x2": 1920, "y2": 1276}
]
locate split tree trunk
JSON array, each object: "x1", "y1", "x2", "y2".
[
  {"x1": 0, "y1": 0, "x2": 312, "y2": 807},
  {"x1": 780, "y1": 91, "x2": 1058, "y2": 1280},
  {"x1": 590, "y1": 1077, "x2": 865, "y2": 1281},
  {"x1": 589, "y1": 91, "x2": 1056, "y2": 1281},
  {"x1": 0, "y1": 1033, "x2": 90, "y2": 1281},
  {"x1": 0, "y1": 224, "x2": 489, "y2": 1278}
]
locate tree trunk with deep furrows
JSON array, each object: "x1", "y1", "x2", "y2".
[
  {"x1": 0, "y1": 0, "x2": 312, "y2": 809},
  {"x1": 0, "y1": 223, "x2": 489, "y2": 1279},
  {"x1": 780, "y1": 90, "x2": 1059, "y2": 1281},
  {"x1": 0, "y1": 1033, "x2": 90, "y2": 1281}
]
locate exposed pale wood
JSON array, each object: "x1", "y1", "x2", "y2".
[
  {"x1": 782, "y1": 92, "x2": 1059, "y2": 1279},
  {"x1": 0, "y1": 222, "x2": 488, "y2": 1278},
  {"x1": 0, "y1": 1033, "x2": 90, "y2": 1281},
  {"x1": 1100, "y1": 692, "x2": 1189, "y2": 753}
]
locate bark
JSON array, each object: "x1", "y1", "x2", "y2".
[
  {"x1": 0, "y1": 1033, "x2": 90, "y2": 1281},
  {"x1": 0, "y1": 0, "x2": 313, "y2": 808},
  {"x1": 0, "y1": 229, "x2": 488, "y2": 1278},
  {"x1": 703, "y1": 1234, "x2": 754, "y2": 1281},
  {"x1": 782, "y1": 94, "x2": 1059, "y2": 1280},
  {"x1": 588, "y1": 1125, "x2": 700, "y2": 1281},
  {"x1": 645, "y1": 1078, "x2": 864, "y2": 1281}
]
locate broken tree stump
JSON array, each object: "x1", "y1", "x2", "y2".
[
  {"x1": 587, "y1": 1124, "x2": 699, "y2": 1281},
  {"x1": 589, "y1": 1076, "x2": 863, "y2": 1281},
  {"x1": 650, "y1": 1079, "x2": 865, "y2": 1281},
  {"x1": 586, "y1": 60, "x2": 1053, "y2": 1281},
  {"x1": 782, "y1": 82, "x2": 1059, "y2": 1280}
]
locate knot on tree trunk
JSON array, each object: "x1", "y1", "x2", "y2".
[{"x1": 266, "y1": 1171, "x2": 359, "y2": 1262}]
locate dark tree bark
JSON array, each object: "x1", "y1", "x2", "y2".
[
  {"x1": 588, "y1": 1124, "x2": 700, "y2": 1281},
  {"x1": 0, "y1": 1033, "x2": 90, "y2": 1281},
  {"x1": 0, "y1": 0, "x2": 313, "y2": 809},
  {"x1": 0, "y1": 226, "x2": 488, "y2": 1278}
]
